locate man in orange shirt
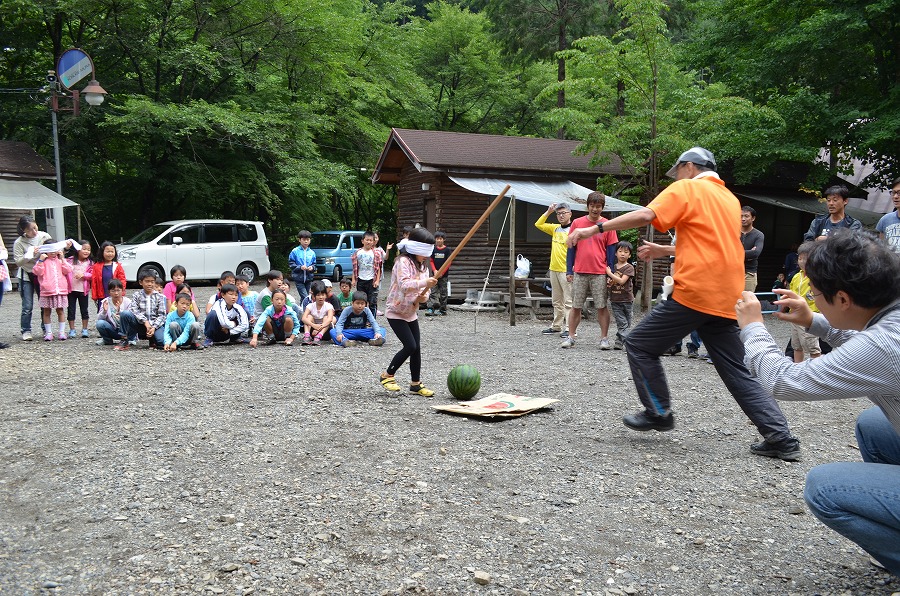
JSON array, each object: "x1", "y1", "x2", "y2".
[{"x1": 568, "y1": 147, "x2": 800, "y2": 461}]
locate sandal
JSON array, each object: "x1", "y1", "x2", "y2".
[
  {"x1": 409, "y1": 383, "x2": 435, "y2": 397},
  {"x1": 380, "y1": 375, "x2": 401, "y2": 391}
]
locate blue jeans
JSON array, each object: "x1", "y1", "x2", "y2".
[
  {"x1": 610, "y1": 301, "x2": 632, "y2": 343},
  {"x1": 329, "y1": 327, "x2": 385, "y2": 346},
  {"x1": 805, "y1": 407, "x2": 900, "y2": 575},
  {"x1": 19, "y1": 272, "x2": 40, "y2": 333},
  {"x1": 96, "y1": 319, "x2": 126, "y2": 344},
  {"x1": 120, "y1": 310, "x2": 165, "y2": 345}
]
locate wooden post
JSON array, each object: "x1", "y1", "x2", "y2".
[{"x1": 508, "y1": 196, "x2": 516, "y2": 326}]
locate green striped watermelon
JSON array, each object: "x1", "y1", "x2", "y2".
[{"x1": 447, "y1": 365, "x2": 481, "y2": 400}]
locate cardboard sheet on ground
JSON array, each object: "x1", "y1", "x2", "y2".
[{"x1": 432, "y1": 393, "x2": 558, "y2": 418}]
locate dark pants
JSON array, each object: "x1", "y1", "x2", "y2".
[
  {"x1": 357, "y1": 278, "x2": 378, "y2": 318},
  {"x1": 624, "y1": 298, "x2": 794, "y2": 443},
  {"x1": 386, "y1": 318, "x2": 421, "y2": 381},
  {"x1": 427, "y1": 277, "x2": 448, "y2": 312},
  {"x1": 67, "y1": 291, "x2": 89, "y2": 323},
  {"x1": 204, "y1": 312, "x2": 238, "y2": 343}
]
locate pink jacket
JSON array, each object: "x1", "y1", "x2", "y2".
[
  {"x1": 32, "y1": 255, "x2": 73, "y2": 297},
  {"x1": 385, "y1": 256, "x2": 431, "y2": 321},
  {"x1": 66, "y1": 256, "x2": 93, "y2": 294}
]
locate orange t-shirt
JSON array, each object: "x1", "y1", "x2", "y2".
[{"x1": 647, "y1": 175, "x2": 743, "y2": 319}]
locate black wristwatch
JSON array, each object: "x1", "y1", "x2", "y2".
[{"x1": 596, "y1": 222, "x2": 605, "y2": 234}]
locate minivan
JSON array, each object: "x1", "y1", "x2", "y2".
[
  {"x1": 311, "y1": 230, "x2": 365, "y2": 281},
  {"x1": 117, "y1": 220, "x2": 270, "y2": 283}
]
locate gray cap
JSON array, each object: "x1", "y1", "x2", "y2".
[{"x1": 665, "y1": 147, "x2": 716, "y2": 178}]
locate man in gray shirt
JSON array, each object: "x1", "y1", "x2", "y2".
[
  {"x1": 740, "y1": 206, "x2": 764, "y2": 291},
  {"x1": 736, "y1": 229, "x2": 900, "y2": 576}
]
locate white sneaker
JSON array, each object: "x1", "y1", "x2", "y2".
[
  {"x1": 560, "y1": 337, "x2": 575, "y2": 349},
  {"x1": 21, "y1": 331, "x2": 33, "y2": 341},
  {"x1": 599, "y1": 337, "x2": 611, "y2": 350}
]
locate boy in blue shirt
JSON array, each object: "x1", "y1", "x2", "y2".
[
  {"x1": 330, "y1": 291, "x2": 387, "y2": 347},
  {"x1": 164, "y1": 293, "x2": 203, "y2": 351},
  {"x1": 288, "y1": 230, "x2": 316, "y2": 301}
]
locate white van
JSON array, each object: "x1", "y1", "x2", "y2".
[{"x1": 117, "y1": 220, "x2": 270, "y2": 283}]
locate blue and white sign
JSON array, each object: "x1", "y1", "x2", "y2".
[{"x1": 57, "y1": 49, "x2": 94, "y2": 90}]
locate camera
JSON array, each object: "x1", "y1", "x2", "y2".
[{"x1": 46, "y1": 71, "x2": 57, "y2": 83}]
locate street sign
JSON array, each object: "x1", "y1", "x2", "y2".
[{"x1": 57, "y1": 49, "x2": 94, "y2": 90}]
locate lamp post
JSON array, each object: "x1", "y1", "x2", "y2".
[{"x1": 47, "y1": 48, "x2": 107, "y2": 241}]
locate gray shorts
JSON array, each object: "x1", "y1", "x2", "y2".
[
  {"x1": 790, "y1": 324, "x2": 821, "y2": 355},
  {"x1": 572, "y1": 273, "x2": 608, "y2": 309}
]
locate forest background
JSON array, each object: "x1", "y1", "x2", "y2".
[{"x1": 1, "y1": 0, "x2": 898, "y2": 264}]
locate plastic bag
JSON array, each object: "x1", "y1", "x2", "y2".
[{"x1": 514, "y1": 254, "x2": 531, "y2": 279}]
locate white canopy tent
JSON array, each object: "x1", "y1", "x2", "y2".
[
  {"x1": 0, "y1": 179, "x2": 79, "y2": 210},
  {"x1": 448, "y1": 176, "x2": 642, "y2": 213}
]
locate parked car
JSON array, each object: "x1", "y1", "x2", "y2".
[
  {"x1": 311, "y1": 230, "x2": 365, "y2": 281},
  {"x1": 117, "y1": 220, "x2": 270, "y2": 283}
]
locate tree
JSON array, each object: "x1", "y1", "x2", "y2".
[{"x1": 683, "y1": 0, "x2": 900, "y2": 186}]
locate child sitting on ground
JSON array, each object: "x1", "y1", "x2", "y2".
[
  {"x1": 163, "y1": 293, "x2": 204, "y2": 351},
  {"x1": 255, "y1": 270, "x2": 284, "y2": 317},
  {"x1": 235, "y1": 274, "x2": 259, "y2": 330},
  {"x1": 95, "y1": 278, "x2": 131, "y2": 346},
  {"x1": 279, "y1": 279, "x2": 301, "y2": 317},
  {"x1": 330, "y1": 290, "x2": 386, "y2": 347},
  {"x1": 203, "y1": 283, "x2": 249, "y2": 347},
  {"x1": 119, "y1": 268, "x2": 167, "y2": 350},
  {"x1": 336, "y1": 276, "x2": 354, "y2": 313},
  {"x1": 250, "y1": 289, "x2": 300, "y2": 347},
  {"x1": 323, "y1": 279, "x2": 342, "y2": 315},
  {"x1": 169, "y1": 283, "x2": 202, "y2": 320},
  {"x1": 301, "y1": 281, "x2": 335, "y2": 345},
  {"x1": 206, "y1": 270, "x2": 236, "y2": 314},
  {"x1": 163, "y1": 265, "x2": 193, "y2": 304}
]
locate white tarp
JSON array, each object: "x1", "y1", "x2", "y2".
[
  {"x1": 448, "y1": 176, "x2": 642, "y2": 213},
  {"x1": 0, "y1": 179, "x2": 78, "y2": 210}
]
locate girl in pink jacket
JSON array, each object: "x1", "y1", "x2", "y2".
[
  {"x1": 380, "y1": 227, "x2": 438, "y2": 396},
  {"x1": 32, "y1": 244, "x2": 73, "y2": 341},
  {"x1": 65, "y1": 240, "x2": 94, "y2": 338}
]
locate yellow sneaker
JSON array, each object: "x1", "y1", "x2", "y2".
[
  {"x1": 380, "y1": 375, "x2": 401, "y2": 391},
  {"x1": 409, "y1": 383, "x2": 434, "y2": 397}
]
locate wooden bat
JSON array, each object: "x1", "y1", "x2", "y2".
[{"x1": 417, "y1": 184, "x2": 511, "y2": 297}]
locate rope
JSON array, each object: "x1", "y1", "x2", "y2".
[{"x1": 474, "y1": 197, "x2": 513, "y2": 333}]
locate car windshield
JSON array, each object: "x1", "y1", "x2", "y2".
[
  {"x1": 124, "y1": 224, "x2": 173, "y2": 244},
  {"x1": 311, "y1": 233, "x2": 342, "y2": 249}
]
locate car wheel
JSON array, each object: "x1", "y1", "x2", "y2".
[
  {"x1": 332, "y1": 265, "x2": 342, "y2": 283},
  {"x1": 139, "y1": 263, "x2": 165, "y2": 283},
  {"x1": 236, "y1": 262, "x2": 258, "y2": 284}
]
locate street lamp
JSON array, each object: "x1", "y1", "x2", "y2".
[{"x1": 47, "y1": 48, "x2": 106, "y2": 241}]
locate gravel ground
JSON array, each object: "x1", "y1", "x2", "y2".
[{"x1": 0, "y1": 281, "x2": 897, "y2": 595}]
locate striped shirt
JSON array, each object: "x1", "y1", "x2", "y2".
[{"x1": 741, "y1": 299, "x2": 900, "y2": 434}]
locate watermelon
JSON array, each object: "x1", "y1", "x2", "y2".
[{"x1": 447, "y1": 365, "x2": 481, "y2": 400}]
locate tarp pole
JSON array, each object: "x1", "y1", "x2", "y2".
[{"x1": 508, "y1": 196, "x2": 516, "y2": 326}]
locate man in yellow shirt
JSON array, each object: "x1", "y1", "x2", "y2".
[{"x1": 535, "y1": 202, "x2": 573, "y2": 337}]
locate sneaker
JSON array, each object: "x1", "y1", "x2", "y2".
[
  {"x1": 96, "y1": 338, "x2": 109, "y2": 346},
  {"x1": 369, "y1": 337, "x2": 385, "y2": 346},
  {"x1": 302, "y1": 334, "x2": 312, "y2": 345},
  {"x1": 21, "y1": 331, "x2": 33, "y2": 342},
  {"x1": 541, "y1": 327, "x2": 558, "y2": 335},
  {"x1": 425, "y1": 309, "x2": 435, "y2": 317},
  {"x1": 202, "y1": 339, "x2": 214, "y2": 349},
  {"x1": 192, "y1": 342, "x2": 205, "y2": 350},
  {"x1": 750, "y1": 438, "x2": 801, "y2": 462},
  {"x1": 663, "y1": 345, "x2": 681, "y2": 356},
  {"x1": 114, "y1": 339, "x2": 130, "y2": 351},
  {"x1": 44, "y1": 332, "x2": 53, "y2": 341},
  {"x1": 410, "y1": 383, "x2": 435, "y2": 397},
  {"x1": 560, "y1": 336, "x2": 575, "y2": 349},
  {"x1": 68, "y1": 329, "x2": 77, "y2": 339},
  {"x1": 613, "y1": 340, "x2": 624, "y2": 350},
  {"x1": 230, "y1": 337, "x2": 247, "y2": 344},
  {"x1": 0, "y1": 342, "x2": 9, "y2": 349},
  {"x1": 687, "y1": 347, "x2": 699, "y2": 358},
  {"x1": 623, "y1": 410, "x2": 675, "y2": 432},
  {"x1": 58, "y1": 332, "x2": 67, "y2": 341},
  {"x1": 344, "y1": 340, "x2": 358, "y2": 347},
  {"x1": 706, "y1": 357, "x2": 714, "y2": 364},
  {"x1": 599, "y1": 337, "x2": 611, "y2": 350},
  {"x1": 439, "y1": 311, "x2": 447, "y2": 316},
  {"x1": 312, "y1": 337, "x2": 321, "y2": 346},
  {"x1": 81, "y1": 329, "x2": 90, "y2": 338},
  {"x1": 266, "y1": 335, "x2": 278, "y2": 346},
  {"x1": 560, "y1": 330, "x2": 569, "y2": 339}
]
